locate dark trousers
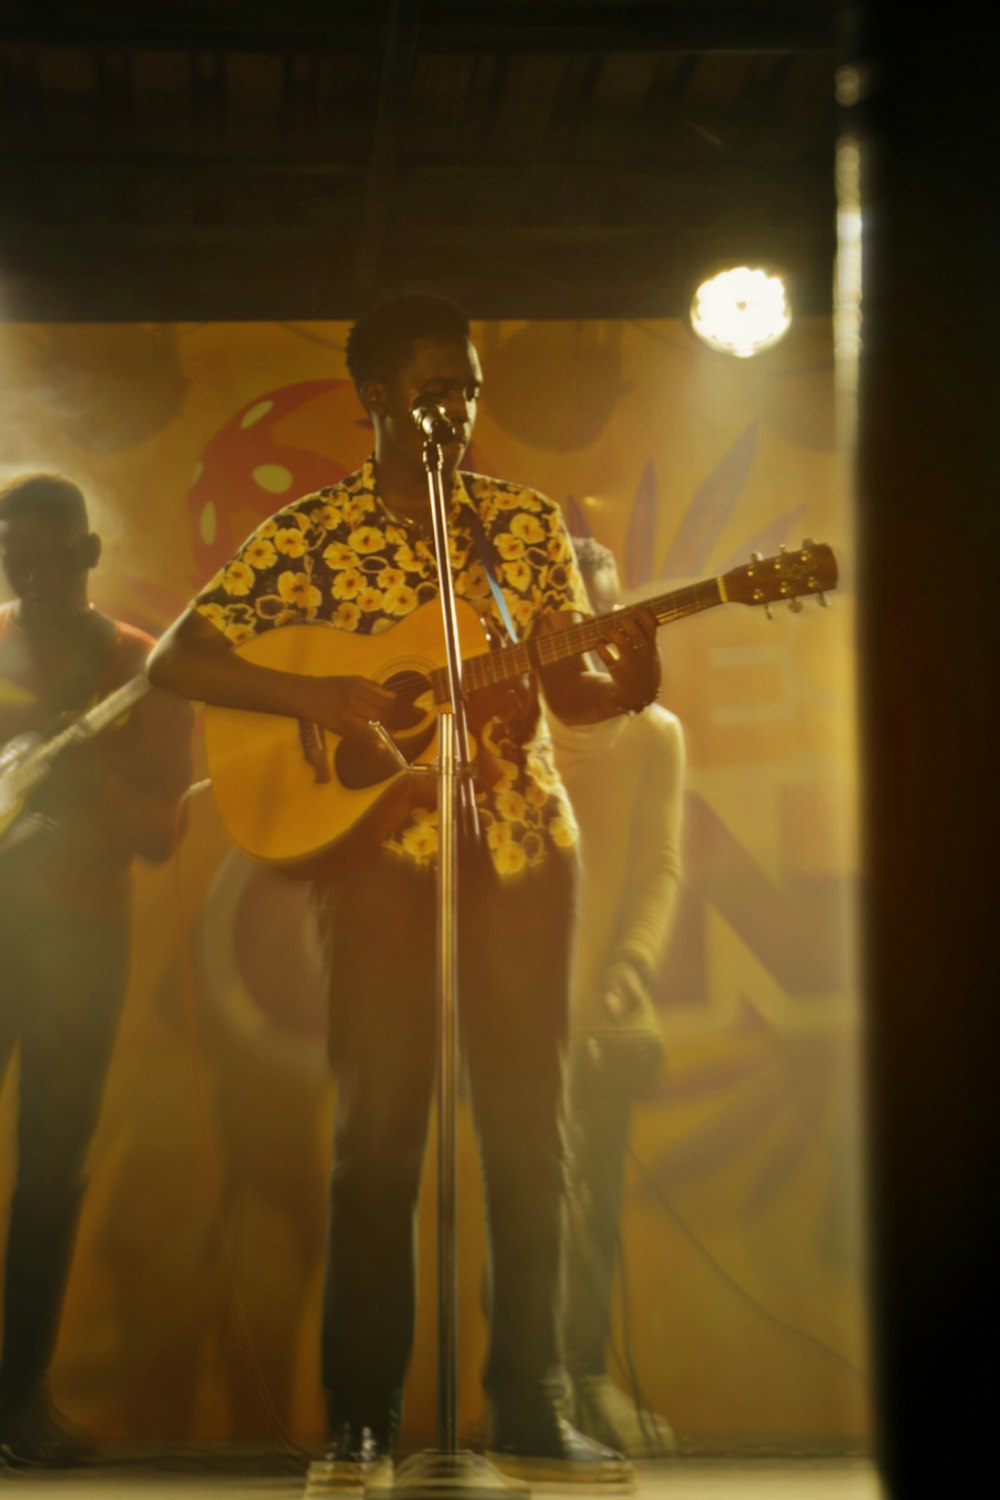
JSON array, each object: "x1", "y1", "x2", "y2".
[
  {"x1": 562, "y1": 1045, "x2": 634, "y2": 1378},
  {"x1": 0, "y1": 901, "x2": 129, "y2": 1401},
  {"x1": 313, "y1": 844, "x2": 577, "y2": 1436}
]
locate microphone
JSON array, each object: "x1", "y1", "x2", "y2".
[{"x1": 410, "y1": 395, "x2": 460, "y2": 443}]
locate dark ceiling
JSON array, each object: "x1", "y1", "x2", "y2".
[{"x1": 0, "y1": 1, "x2": 849, "y2": 321}]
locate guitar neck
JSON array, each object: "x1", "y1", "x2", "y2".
[
  {"x1": 451, "y1": 576, "x2": 725, "y2": 695},
  {"x1": 9, "y1": 671, "x2": 150, "y2": 796}
]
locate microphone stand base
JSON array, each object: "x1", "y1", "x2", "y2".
[{"x1": 377, "y1": 1448, "x2": 529, "y2": 1499}]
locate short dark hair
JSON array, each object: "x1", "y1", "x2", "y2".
[
  {"x1": 572, "y1": 535, "x2": 619, "y2": 603},
  {"x1": 0, "y1": 471, "x2": 89, "y2": 527},
  {"x1": 345, "y1": 293, "x2": 471, "y2": 392}
]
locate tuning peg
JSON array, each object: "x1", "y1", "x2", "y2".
[
  {"x1": 764, "y1": 603, "x2": 773, "y2": 621},
  {"x1": 750, "y1": 551, "x2": 763, "y2": 563},
  {"x1": 779, "y1": 543, "x2": 788, "y2": 553},
  {"x1": 818, "y1": 592, "x2": 830, "y2": 608},
  {"x1": 802, "y1": 536, "x2": 815, "y2": 548},
  {"x1": 788, "y1": 597, "x2": 803, "y2": 614}
]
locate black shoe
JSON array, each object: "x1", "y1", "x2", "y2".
[
  {"x1": 0, "y1": 1385, "x2": 96, "y2": 1468},
  {"x1": 309, "y1": 1422, "x2": 394, "y2": 1491},
  {"x1": 488, "y1": 1412, "x2": 634, "y2": 1485}
]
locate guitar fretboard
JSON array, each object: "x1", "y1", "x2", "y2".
[{"x1": 429, "y1": 577, "x2": 725, "y2": 700}]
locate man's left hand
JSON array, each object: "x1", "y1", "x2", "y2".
[{"x1": 594, "y1": 606, "x2": 660, "y2": 714}]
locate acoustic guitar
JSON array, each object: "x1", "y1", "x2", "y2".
[{"x1": 202, "y1": 540, "x2": 838, "y2": 867}]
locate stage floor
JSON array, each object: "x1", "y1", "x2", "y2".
[{"x1": 1, "y1": 1457, "x2": 882, "y2": 1499}]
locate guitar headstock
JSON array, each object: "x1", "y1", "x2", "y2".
[{"x1": 723, "y1": 539, "x2": 838, "y2": 614}]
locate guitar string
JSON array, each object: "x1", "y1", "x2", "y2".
[{"x1": 366, "y1": 582, "x2": 729, "y2": 709}]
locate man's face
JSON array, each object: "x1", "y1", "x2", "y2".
[
  {"x1": 0, "y1": 513, "x2": 97, "y2": 624},
  {"x1": 369, "y1": 334, "x2": 483, "y2": 480}
]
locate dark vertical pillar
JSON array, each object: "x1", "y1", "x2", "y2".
[{"x1": 856, "y1": 3, "x2": 1000, "y2": 1494}]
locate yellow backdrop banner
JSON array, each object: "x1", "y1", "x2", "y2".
[{"x1": 0, "y1": 316, "x2": 865, "y2": 1451}]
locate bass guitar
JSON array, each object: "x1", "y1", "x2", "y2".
[
  {"x1": 203, "y1": 540, "x2": 838, "y2": 867},
  {"x1": 0, "y1": 672, "x2": 150, "y2": 854}
]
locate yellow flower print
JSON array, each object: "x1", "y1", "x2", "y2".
[
  {"x1": 546, "y1": 561, "x2": 575, "y2": 596},
  {"x1": 547, "y1": 532, "x2": 572, "y2": 563},
  {"x1": 225, "y1": 621, "x2": 256, "y2": 645},
  {"x1": 502, "y1": 559, "x2": 531, "y2": 593},
  {"x1": 384, "y1": 524, "x2": 406, "y2": 545},
  {"x1": 274, "y1": 526, "x2": 308, "y2": 558},
  {"x1": 378, "y1": 566, "x2": 406, "y2": 589},
  {"x1": 493, "y1": 488, "x2": 521, "y2": 510},
  {"x1": 525, "y1": 782, "x2": 547, "y2": 809},
  {"x1": 324, "y1": 541, "x2": 359, "y2": 569},
  {"x1": 510, "y1": 512, "x2": 546, "y2": 545},
  {"x1": 257, "y1": 520, "x2": 278, "y2": 539},
  {"x1": 527, "y1": 750, "x2": 558, "y2": 790},
  {"x1": 493, "y1": 840, "x2": 527, "y2": 876},
  {"x1": 394, "y1": 543, "x2": 420, "y2": 571},
  {"x1": 548, "y1": 814, "x2": 577, "y2": 849},
  {"x1": 522, "y1": 830, "x2": 544, "y2": 865},
  {"x1": 357, "y1": 586, "x2": 384, "y2": 613},
  {"x1": 511, "y1": 598, "x2": 537, "y2": 632},
  {"x1": 332, "y1": 568, "x2": 365, "y2": 599},
  {"x1": 244, "y1": 537, "x2": 277, "y2": 570},
  {"x1": 370, "y1": 617, "x2": 395, "y2": 634},
  {"x1": 255, "y1": 594, "x2": 289, "y2": 620},
  {"x1": 343, "y1": 499, "x2": 367, "y2": 528},
  {"x1": 333, "y1": 601, "x2": 361, "y2": 631},
  {"x1": 277, "y1": 571, "x2": 322, "y2": 613},
  {"x1": 487, "y1": 819, "x2": 512, "y2": 851},
  {"x1": 402, "y1": 822, "x2": 439, "y2": 860},
  {"x1": 222, "y1": 560, "x2": 255, "y2": 596},
  {"x1": 197, "y1": 601, "x2": 227, "y2": 631},
  {"x1": 348, "y1": 524, "x2": 386, "y2": 554},
  {"x1": 455, "y1": 565, "x2": 489, "y2": 601},
  {"x1": 383, "y1": 583, "x2": 418, "y2": 616},
  {"x1": 491, "y1": 756, "x2": 520, "y2": 790},
  {"x1": 496, "y1": 788, "x2": 527, "y2": 822},
  {"x1": 314, "y1": 503, "x2": 341, "y2": 530},
  {"x1": 494, "y1": 532, "x2": 526, "y2": 561}
]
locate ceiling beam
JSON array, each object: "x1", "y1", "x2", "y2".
[{"x1": 0, "y1": 4, "x2": 841, "y2": 57}]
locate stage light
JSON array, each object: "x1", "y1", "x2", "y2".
[{"x1": 689, "y1": 265, "x2": 792, "y2": 358}]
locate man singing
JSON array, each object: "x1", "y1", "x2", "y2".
[{"x1": 148, "y1": 294, "x2": 661, "y2": 1481}]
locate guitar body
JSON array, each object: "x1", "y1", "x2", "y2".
[
  {"x1": 0, "y1": 733, "x2": 42, "y2": 845},
  {"x1": 203, "y1": 599, "x2": 491, "y2": 866}
]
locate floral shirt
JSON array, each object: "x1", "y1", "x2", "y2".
[{"x1": 193, "y1": 457, "x2": 589, "y2": 878}]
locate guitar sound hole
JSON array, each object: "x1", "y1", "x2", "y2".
[{"x1": 334, "y1": 670, "x2": 436, "y2": 791}]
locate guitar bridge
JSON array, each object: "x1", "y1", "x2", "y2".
[{"x1": 297, "y1": 719, "x2": 331, "y2": 784}]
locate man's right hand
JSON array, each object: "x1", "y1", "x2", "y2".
[
  {"x1": 149, "y1": 608, "x2": 404, "y2": 748},
  {"x1": 304, "y1": 674, "x2": 403, "y2": 745}
]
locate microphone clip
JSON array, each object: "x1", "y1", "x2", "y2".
[{"x1": 410, "y1": 396, "x2": 459, "y2": 444}]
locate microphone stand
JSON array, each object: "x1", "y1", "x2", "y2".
[{"x1": 331, "y1": 430, "x2": 527, "y2": 1500}]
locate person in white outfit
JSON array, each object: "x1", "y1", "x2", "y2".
[{"x1": 550, "y1": 536, "x2": 685, "y2": 1457}]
